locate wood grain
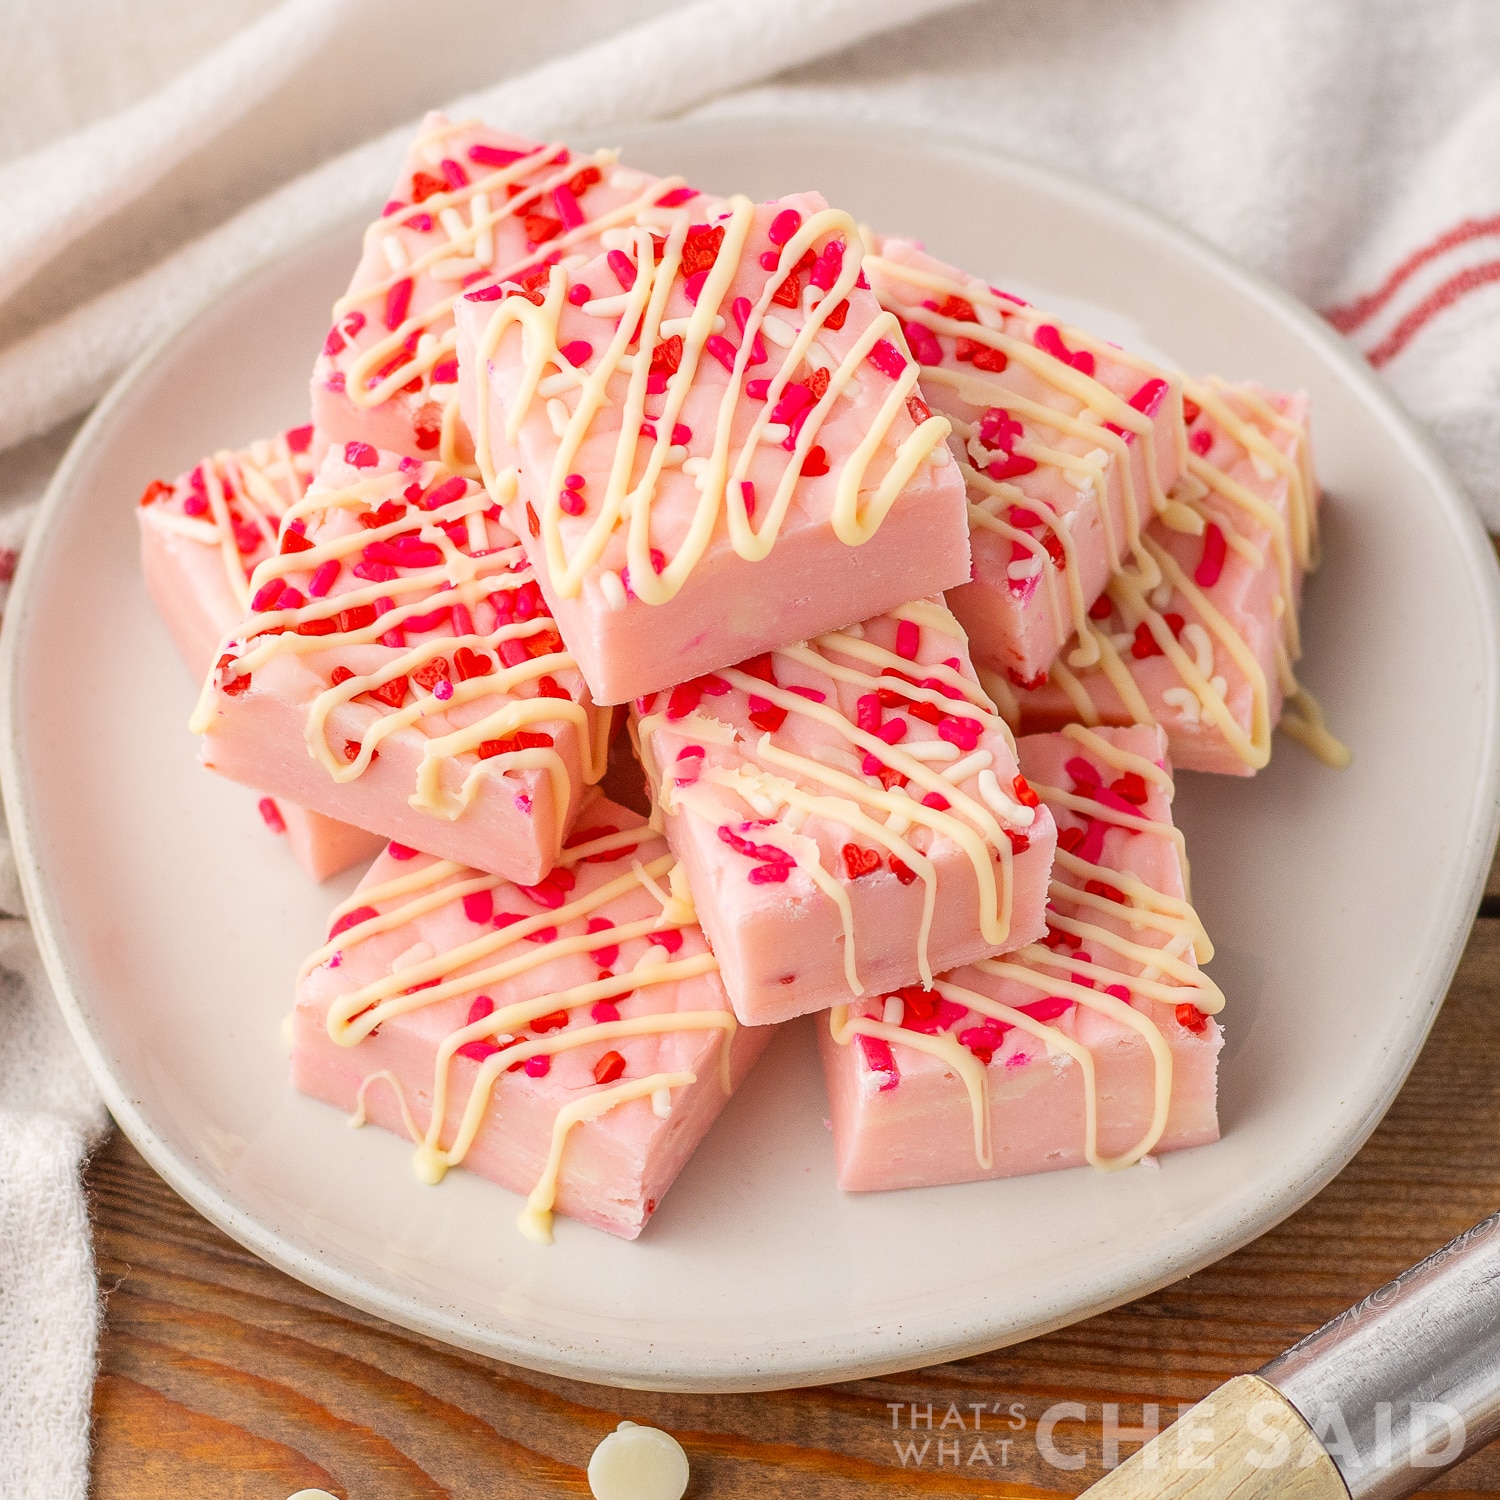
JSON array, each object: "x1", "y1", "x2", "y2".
[{"x1": 88, "y1": 911, "x2": 1500, "y2": 1498}]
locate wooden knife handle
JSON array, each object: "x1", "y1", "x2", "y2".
[{"x1": 1078, "y1": 1375, "x2": 1349, "y2": 1500}]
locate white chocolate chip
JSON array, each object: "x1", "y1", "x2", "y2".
[{"x1": 588, "y1": 1422, "x2": 689, "y2": 1500}]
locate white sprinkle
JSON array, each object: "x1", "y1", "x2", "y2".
[
  {"x1": 1150, "y1": 581, "x2": 1174, "y2": 609},
  {"x1": 439, "y1": 207, "x2": 468, "y2": 243},
  {"x1": 928, "y1": 444, "x2": 951, "y2": 466},
  {"x1": 1181, "y1": 621, "x2": 1214, "y2": 676},
  {"x1": 581, "y1": 294, "x2": 630, "y2": 318},
  {"x1": 1209, "y1": 674, "x2": 1228, "y2": 698},
  {"x1": 842, "y1": 621, "x2": 865, "y2": 638},
  {"x1": 547, "y1": 399, "x2": 570, "y2": 437},
  {"x1": 975, "y1": 302, "x2": 1005, "y2": 331},
  {"x1": 1083, "y1": 446, "x2": 1110, "y2": 469},
  {"x1": 1110, "y1": 631, "x2": 1135, "y2": 652},
  {"x1": 651, "y1": 1087, "x2": 674, "y2": 1119},
  {"x1": 1162, "y1": 687, "x2": 1202, "y2": 724},
  {"x1": 428, "y1": 257, "x2": 482, "y2": 281},
  {"x1": 810, "y1": 744, "x2": 863, "y2": 774},
  {"x1": 681, "y1": 457, "x2": 708, "y2": 478},
  {"x1": 979, "y1": 767, "x2": 1034, "y2": 826},
  {"x1": 471, "y1": 193, "x2": 494, "y2": 264},
  {"x1": 599, "y1": 227, "x2": 636, "y2": 251},
  {"x1": 588, "y1": 1422, "x2": 689, "y2": 1500},
  {"x1": 599, "y1": 571, "x2": 627, "y2": 611},
  {"x1": 808, "y1": 341, "x2": 836, "y2": 371},
  {"x1": 882, "y1": 995, "x2": 906, "y2": 1026},
  {"x1": 662, "y1": 446, "x2": 688, "y2": 468},
  {"x1": 942, "y1": 749, "x2": 993, "y2": 783},
  {"x1": 615, "y1": 353, "x2": 637, "y2": 374},
  {"x1": 608, "y1": 168, "x2": 646, "y2": 191},
  {"x1": 391, "y1": 941, "x2": 434, "y2": 973},
  {"x1": 802, "y1": 285, "x2": 824, "y2": 313},
  {"x1": 560, "y1": 253, "x2": 588, "y2": 271},
  {"x1": 763, "y1": 423, "x2": 791, "y2": 444},
  {"x1": 760, "y1": 314, "x2": 797, "y2": 347},
  {"x1": 633, "y1": 945, "x2": 669, "y2": 972},
  {"x1": 1007, "y1": 555, "x2": 1043, "y2": 581},
  {"x1": 659, "y1": 315, "x2": 723, "y2": 337},
  {"x1": 902, "y1": 740, "x2": 960, "y2": 762},
  {"x1": 381, "y1": 235, "x2": 409, "y2": 272},
  {"x1": 1251, "y1": 452, "x2": 1277, "y2": 482}
]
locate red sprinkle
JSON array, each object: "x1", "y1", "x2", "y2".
[
  {"x1": 593, "y1": 1051, "x2": 626, "y2": 1085},
  {"x1": 1176, "y1": 1003, "x2": 1210, "y2": 1034},
  {"x1": 463, "y1": 890, "x2": 494, "y2": 924},
  {"x1": 842, "y1": 844, "x2": 881, "y2": 880},
  {"x1": 857, "y1": 1034, "x2": 900, "y2": 1090},
  {"x1": 1190, "y1": 427, "x2": 1214, "y2": 456},
  {"x1": 257, "y1": 797, "x2": 285, "y2": 834}
]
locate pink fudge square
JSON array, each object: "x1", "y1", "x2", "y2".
[
  {"x1": 866, "y1": 238, "x2": 1186, "y2": 686},
  {"x1": 291, "y1": 797, "x2": 772, "y2": 1242},
  {"x1": 192, "y1": 444, "x2": 610, "y2": 883},
  {"x1": 137, "y1": 427, "x2": 383, "y2": 881},
  {"x1": 821, "y1": 725, "x2": 1222, "y2": 1192},
  {"x1": 312, "y1": 111, "x2": 712, "y2": 469},
  {"x1": 633, "y1": 598, "x2": 1057, "y2": 1026},
  {"x1": 991, "y1": 384, "x2": 1321, "y2": 775},
  {"x1": 455, "y1": 190, "x2": 971, "y2": 705}
]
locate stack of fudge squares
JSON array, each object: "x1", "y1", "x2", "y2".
[{"x1": 138, "y1": 112, "x2": 1331, "y2": 1245}]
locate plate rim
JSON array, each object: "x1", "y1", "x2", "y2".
[{"x1": 5, "y1": 112, "x2": 1500, "y2": 1392}]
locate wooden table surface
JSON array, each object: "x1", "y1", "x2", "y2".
[{"x1": 86, "y1": 850, "x2": 1500, "y2": 1497}]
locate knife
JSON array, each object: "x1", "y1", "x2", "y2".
[{"x1": 1081, "y1": 1210, "x2": 1500, "y2": 1500}]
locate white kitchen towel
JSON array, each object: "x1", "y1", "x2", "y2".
[{"x1": 2, "y1": 0, "x2": 1499, "y2": 1493}]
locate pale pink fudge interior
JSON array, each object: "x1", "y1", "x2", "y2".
[
  {"x1": 993, "y1": 384, "x2": 1317, "y2": 775},
  {"x1": 292, "y1": 795, "x2": 771, "y2": 1241},
  {"x1": 136, "y1": 427, "x2": 383, "y2": 881},
  {"x1": 633, "y1": 598, "x2": 1057, "y2": 1027},
  {"x1": 867, "y1": 237, "x2": 1186, "y2": 685},
  {"x1": 312, "y1": 111, "x2": 711, "y2": 467},
  {"x1": 194, "y1": 444, "x2": 608, "y2": 884},
  {"x1": 456, "y1": 189, "x2": 970, "y2": 705},
  {"x1": 821, "y1": 725, "x2": 1222, "y2": 1192}
]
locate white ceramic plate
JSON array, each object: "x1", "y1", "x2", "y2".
[{"x1": 6, "y1": 118, "x2": 1499, "y2": 1394}]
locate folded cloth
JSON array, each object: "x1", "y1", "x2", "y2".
[{"x1": 2, "y1": 2, "x2": 1499, "y2": 1492}]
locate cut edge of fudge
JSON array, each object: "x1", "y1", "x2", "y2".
[
  {"x1": 190, "y1": 444, "x2": 611, "y2": 882},
  {"x1": 822, "y1": 724, "x2": 1222, "y2": 1192},
  {"x1": 632, "y1": 596, "x2": 1057, "y2": 1026},
  {"x1": 136, "y1": 426, "x2": 384, "y2": 882},
  {"x1": 984, "y1": 380, "x2": 1335, "y2": 775},
  {"x1": 455, "y1": 188, "x2": 970, "y2": 703},
  {"x1": 311, "y1": 110, "x2": 716, "y2": 472},
  {"x1": 291, "y1": 792, "x2": 771, "y2": 1242},
  {"x1": 865, "y1": 236, "x2": 1188, "y2": 681}
]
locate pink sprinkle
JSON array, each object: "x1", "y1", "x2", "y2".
[
  {"x1": 559, "y1": 339, "x2": 593, "y2": 365},
  {"x1": 867, "y1": 339, "x2": 907, "y2": 380},
  {"x1": 857, "y1": 1034, "x2": 900, "y2": 1090},
  {"x1": 607, "y1": 249, "x2": 637, "y2": 290},
  {"x1": 1190, "y1": 427, "x2": 1214, "y2": 455},
  {"x1": 894, "y1": 619, "x2": 920, "y2": 659},
  {"x1": 739, "y1": 480, "x2": 756, "y2": 518},
  {"x1": 421, "y1": 475, "x2": 468, "y2": 511},
  {"x1": 670, "y1": 423, "x2": 691, "y2": 446},
  {"x1": 1019, "y1": 996, "x2": 1073, "y2": 1023},
  {"x1": 345, "y1": 441, "x2": 378, "y2": 469},
  {"x1": 861, "y1": 753, "x2": 884, "y2": 776},
  {"x1": 645, "y1": 373, "x2": 668, "y2": 396},
  {"x1": 251, "y1": 577, "x2": 285, "y2": 611},
  {"x1": 704, "y1": 334, "x2": 737, "y2": 371},
  {"x1": 182, "y1": 493, "x2": 208, "y2": 517},
  {"x1": 565, "y1": 473, "x2": 585, "y2": 488},
  {"x1": 1105, "y1": 983, "x2": 1132, "y2": 1004},
  {"x1": 902, "y1": 321, "x2": 943, "y2": 367},
  {"x1": 768, "y1": 208, "x2": 803, "y2": 246},
  {"x1": 587, "y1": 916, "x2": 619, "y2": 968},
  {"x1": 656, "y1": 186, "x2": 697, "y2": 207},
  {"x1": 1065, "y1": 756, "x2": 1100, "y2": 787},
  {"x1": 323, "y1": 325, "x2": 346, "y2": 356},
  {"x1": 406, "y1": 214, "x2": 432, "y2": 233},
  {"x1": 328, "y1": 904, "x2": 377, "y2": 940},
  {"x1": 639, "y1": 422, "x2": 658, "y2": 440},
  {"x1": 568, "y1": 283, "x2": 592, "y2": 305},
  {"x1": 684, "y1": 270, "x2": 709, "y2": 304},
  {"x1": 591, "y1": 1001, "x2": 620, "y2": 1023},
  {"x1": 810, "y1": 238, "x2": 844, "y2": 291},
  {"x1": 921, "y1": 791, "x2": 951, "y2": 811},
  {"x1": 746, "y1": 378, "x2": 770, "y2": 401},
  {"x1": 493, "y1": 912, "x2": 522, "y2": 929},
  {"x1": 431, "y1": 358, "x2": 459, "y2": 384},
  {"x1": 877, "y1": 717, "x2": 907, "y2": 745},
  {"x1": 759, "y1": 250, "x2": 780, "y2": 271},
  {"x1": 1195, "y1": 522, "x2": 1227, "y2": 588},
  {"x1": 1129, "y1": 377, "x2": 1169, "y2": 417},
  {"x1": 515, "y1": 792, "x2": 533, "y2": 815},
  {"x1": 464, "y1": 283, "x2": 503, "y2": 302},
  {"x1": 856, "y1": 694, "x2": 882, "y2": 732},
  {"x1": 468, "y1": 143, "x2": 527, "y2": 167},
  {"x1": 787, "y1": 686, "x2": 826, "y2": 703},
  {"x1": 552, "y1": 183, "x2": 584, "y2": 230},
  {"x1": 324, "y1": 372, "x2": 346, "y2": 393},
  {"x1": 433, "y1": 679, "x2": 454, "y2": 701},
  {"x1": 440, "y1": 158, "x2": 469, "y2": 190},
  {"x1": 307, "y1": 559, "x2": 340, "y2": 597},
  {"x1": 652, "y1": 928, "x2": 684, "y2": 955},
  {"x1": 278, "y1": 588, "x2": 305, "y2": 611},
  {"x1": 257, "y1": 797, "x2": 285, "y2": 834},
  {"x1": 451, "y1": 602, "x2": 474, "y2": 637},
  {"x1": 385, "y1": 277, "x2": 413, "y2": 331},
  {"x1": 382, "y1": 200, "x2": 405, "y2": 218},
  {"x1": 524, "y1": 1055, "x2": 552, "y2": 1078},
  {"x1": 463, "y1": 889, "x2": 494, "y2": 924},
  {"x1": 748, "y1": 862, "x2": 790, "y2": 884},
  {"x1": 937, "y1": 715, "x2": 982, "y2": 752},
  {"x1": 731, "y1": 296, "x2": 753, "y2": 335},
  {"x1": 559, "y1": 489, "x2": 586, "y2": 516},
  {"x1": 677, "y1": 744, "x2": 706, "y2": 761},
  {"x1": 468, "y1": 995, "x2": 495, "y2": 1024},
  {"x1": 457, "y1": 1039, "x2": 500, "y2": 1063}
]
